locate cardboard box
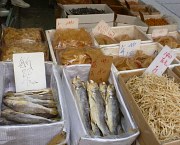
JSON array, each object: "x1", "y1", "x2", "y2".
[
  {"x1": 94, "y1": 25, "x2": 152, "y2": 48},
  {"x1": 62, "y1": 64, "x2": 139, "y2": 145},
  {"x1": 60, "y1": 4, "x2": 114, "y2": 28},
  {"x1": 118, "y1": 69, "x2": 180, "y2": 145},
  {"x1": 143, "y1": 15, "x2": 178, "y2": 34},
  {"x1": 46, "y1": 29, "x2": 57, "y2": 64},
  {"x1": 115, "y1": 14, "x2": 148, "y2": 32}
]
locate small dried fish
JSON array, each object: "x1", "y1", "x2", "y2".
[
  {"x1": 4, "y1": 88, "x2": 54, "y2": 100},
  {"x1": 105, "y1": 84, "x2": 122, "y2": 135},
  {"x1": 5, "y1": 96, "x2": 56, "y2": 108},
  {"x1": 1, "y1": 109, "x2": 53, "y2": 124},
  {"x1": 72, "y1": 76, "x2": 92, "y2": 133},
  {"x1": 0, "y1": 117, "x2": 17, "y2": 125},
  {"x1": 3, "y1": 99, "x2": 58, "y2": 117},
  {"x1": 87, "y1": 80, "x2": 110, "y2": 136}
]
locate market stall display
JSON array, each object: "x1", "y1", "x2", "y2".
[
  {"x1": 0, "y1": 62, "x2": 69, "y2": 145},
  {"x1": 62, "y1": 65, "x2": 139, "y2": 145}
]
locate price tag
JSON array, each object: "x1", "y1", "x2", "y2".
[
  {"x1": 56, "y1": 18, "x2": 79, "y2": 29},
  {"x1": 13, "y1": 52, "x2": 46, "y2": 92},
  {"x1": 152, "y1": 29, "x2": 168, "y2": 38},
  {"x1": 119, "y1": 40, "x2": 141, "y2": 57},
  {"x1": 89, "y1": 55, "x2": 113, "y2": 83},
  {"x1": 92, "y1": 20, "x2": 115, "y2": 38},
  {"x1": 144, "y1": 45, "x2": 176, "y2": 76}
]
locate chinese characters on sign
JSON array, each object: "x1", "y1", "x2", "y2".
[
  {"x1": 119, "y1": 40, "x2": 141, "y2": 57},
  {"x1": 92, "y1": 20, "x2": 115, "y2": 38},
  {"x1": 13, "y1": 52, "x2": 46, "y2": 92},
  {"x1": 89, "y1": 55, "x2": 113, "y2": 83},
  {"x1": 56, "y1": 18, "x2": 79, "y2": 29},
  {"x1": 145, "y1": 46, "x2": 176, "y2": 76}
]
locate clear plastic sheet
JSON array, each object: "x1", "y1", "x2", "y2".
[
  {"x1": 62, "y1": 64, "x2": 139, "y2": 145},
  {"x1": 0, "y1": 62, "x2": 69, "y2": 145}
]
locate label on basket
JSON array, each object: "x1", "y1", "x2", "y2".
[
  {"x1": 92, "y1": 20, "x2": 115, "y2": 38},
  {"x1": 144, "y1": 45, "x2": 176, "y2": 76},
  {"x1": 152, "y1": 28, "x2": 168, "y2": 38},
  {"x1": 13, "y1": 52, "x2": 46, "y2": 92},
  {"x1": 56, "y1": 18, "x2": 79, "y2": 29},
  {"x1": 89, "y1": 55, "x2": 113, "y2": 83},
  {"x1": 119, "y1": 40, "x2": 141, "y2": 57}
]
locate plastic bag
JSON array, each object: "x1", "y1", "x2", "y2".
[
  {"x1": 53, "y1": 28, "x2": 93, "y2": 50},
  {"x1": 0, "y1": 42, "x2": 49, "y2": 61},
  {"x1": 3, "y1": 27, "x2": 43, "y2": 45}
]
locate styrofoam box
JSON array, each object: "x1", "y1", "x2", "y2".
[
  {"x1": 143, "y1": 14, "x2": 178, "y2": 34},
  {"x1": 62, "y1": 64, "x2": 139, "y2": 145},
  {"x1": 94, "y1": 25, "x2": 152, "y2": 48},
  {"x1": 60, "y1": 4, "x2": 114, "y2": 24},
  {"x1": 115, "y1": 14, "x2": 148, "y2": 32},
  {"x1": 0, "y1": 62, "x2": 70, "y2": 145}
]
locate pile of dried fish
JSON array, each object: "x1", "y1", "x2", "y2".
[
  {"x1": 0, "y1": 88, "x2": 60, "y2": 125},
  {"x1": 72, "y1": 76, "x2": 123, "y2": 137}
]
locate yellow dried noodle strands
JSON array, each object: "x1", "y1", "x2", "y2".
[{"x1": 126, "y1": 74, "x2": 180, "y2": 143}]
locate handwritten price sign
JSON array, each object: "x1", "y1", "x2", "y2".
[
  {"x1": 89, "y1": 55, "x2": 113, "y2": 83},
  {"x1": 92, "y1": 20, "x2": 115, "y2": 38},
  {"x1": 13, "y1": 52, "x2": 46, "y2": 92},
  {"x1": 56, "y1": 18, "x2": 79, "y2": 29},
  {"x1": 145, "y1": 45, "x2": 176, "y2": 76},
  {"x1": 119, "y1": 40, "x2": 141, "y2": 57},
  {"x1": 152, "y1": 28, "x2": 168, "y2": 38}
]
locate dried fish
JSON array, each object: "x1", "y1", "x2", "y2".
[
  {"x1": 5, "y1": 88, "x2": 54, "y2": 100},
  {"x1": 87, "y1": 80, "x2": 110, "y2": 136},
  {"x1": 105, "y1": 84, "x2": 122, "y2": 135},
  {"x1": 1, "y1": 109, "x2": 53, "y2": 124},
  {"x1": 0, "y1": 117, "x2": 16, "y2": 125},
  {"x1": 3, "y1": 99, "x2": 58, "y2": 117},
  {"x1": 72, "y1": 76, "x2": 92, "y2": 133},
  {"x1": 5, "y1": 96, "x2": 56, "y2": 108}
]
